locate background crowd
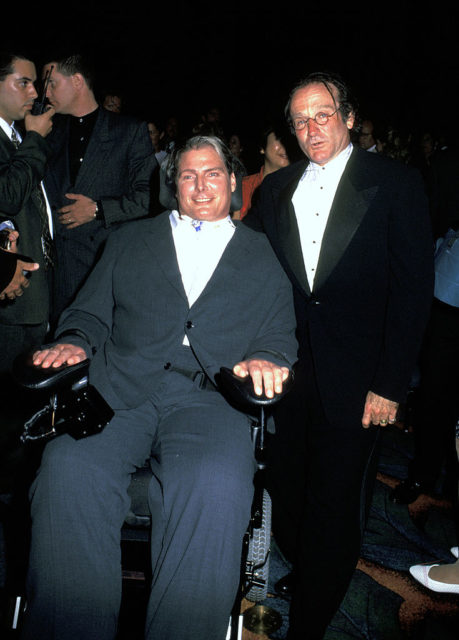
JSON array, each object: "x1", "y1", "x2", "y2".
[{"x1": 100, "y1": 86, "x2": 457, "y2": 237}]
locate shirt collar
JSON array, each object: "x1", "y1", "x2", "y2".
[
  {"x1": 303, "y1": 143, "x2": 354, "y2": 181},
  {"x1": 69, "y1": 106, "x2": 100, "y2": 125},
  {"x1": 170, "y1": 210, "x2": 235, "y2": 231}
]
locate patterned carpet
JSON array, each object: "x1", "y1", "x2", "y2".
[{"x1": 243, "y1": 424, "x2": 459, "y2": 640}]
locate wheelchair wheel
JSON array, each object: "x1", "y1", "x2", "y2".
[{"x1": 246, "y1": 488, "x2": 271, "y2": 602}]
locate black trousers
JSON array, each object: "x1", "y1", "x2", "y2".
[{"x1": 268, "y1": 362, "x2": 380, "y2": 640}]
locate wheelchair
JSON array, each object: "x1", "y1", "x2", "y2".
[{"x1": 7, "y1": 351, "x2": 292, "y2": 639}]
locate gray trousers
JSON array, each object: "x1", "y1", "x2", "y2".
[{"x1": 21, "y1": 369, "x2": 255, "y2": 640}]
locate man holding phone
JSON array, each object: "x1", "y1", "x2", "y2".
[{"x1": 0, "y1": 50, "x2": 55, "y2": 375}]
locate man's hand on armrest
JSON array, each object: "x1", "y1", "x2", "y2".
[
  {"x1": 232, "y1": 359, "x2": 290, "y2": 398},
  {"x1": 33, "y1": 344, "x2": 87, "y2": 369}
]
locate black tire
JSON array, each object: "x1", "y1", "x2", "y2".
[{"x1": 246, "y1": 488, "x2": 271, "y2": 602}]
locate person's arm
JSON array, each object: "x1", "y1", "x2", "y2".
[
  {"x1": 0, "y1": 230, "x2": 39, "y2": 300},
  {"x1": 362, "y1": 166, "x2": 434, "y2": 427},
  {"x1": 31, "y1": 230, "x2": 122, "y2": 368},
  {"x1": 100, "y1": 120, "x2": 157, "y2": 226},
  {"x1": 233, "y1": 247, "x2": 298, "y2": 397},
  {"x1": 0, "y1": 253, "x2": 39, "y2": 300}
]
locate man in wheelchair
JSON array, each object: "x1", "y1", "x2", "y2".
[{"x1": 20, "y1": 135, "x2": 297, "y2": 640}]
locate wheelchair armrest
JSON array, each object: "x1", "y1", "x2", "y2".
[
  {"x1": 12, "y1": 350, "x2": 90, "y2": 392},
  {"x1": 217, "y1": 366, "x2": 293, "y2": 409}
]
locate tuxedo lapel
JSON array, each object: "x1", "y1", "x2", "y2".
[
  {"x1": 277, "y1": 167, "x2": 311, "y2": 296},
  {"x1": 313, "y1": 149, "x2": 378, "y2": 291}
]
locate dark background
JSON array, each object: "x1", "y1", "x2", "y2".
[{"x1": 5, "y1": 2, "x2": 459, "y2": 163}]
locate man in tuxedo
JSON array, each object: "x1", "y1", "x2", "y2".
[
  {"x1": 0, "y1": 51, "x2": 55, "y2": 375},
  {"x1": 21, "y1": 135, "x2": 297, "y2": 640},
  {"x1": 41, "y1": 53, "x2": 157, "y2": 324},
  {"x1": 244, "y1": 71, "x2": 434, "y2": 639}
]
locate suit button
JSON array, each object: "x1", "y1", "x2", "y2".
[
  {"x1": 310, "y1": 298, "x2": 320, "y2": 306},
  {"x1": 164, "y1": 362, "x2": 171, "y2": 370},
  {"x1": 186, "y1": 321, "x2": 194, "y2": 329}
]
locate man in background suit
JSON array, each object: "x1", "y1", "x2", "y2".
[
  {"x1": 0, "y1": 56, "x2": 55, "y2": 611},
  {"x1": 41, "y1": 53, "x2": 157, "y2": 324},
  {"x1": 244, "y1": 71, "x2": 434, "y2": 639},
  {"x1": 22, "y1": 135, "x2": 297, "y2": 640},
  {"x1": 0, "y1": 51, "x2": 55, "y2": 376}
]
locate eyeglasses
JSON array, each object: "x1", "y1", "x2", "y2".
[{"x1": 290, "y1": 108, "x2": 339, "y2": 131}]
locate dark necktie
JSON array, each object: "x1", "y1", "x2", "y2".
[{"x1": 11, "y1": 127, "x2": 55, "y2": 269}]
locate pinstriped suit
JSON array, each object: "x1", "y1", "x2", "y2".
[{"x1": 44, "y1": 108, "x2": 157, "y2": 323}]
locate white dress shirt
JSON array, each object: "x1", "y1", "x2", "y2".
[
  {"x1": 292, "y1": 144, "x2": 353, "y2": 289},
  {"x1": 169, "y1": 210, "x2": 236, "y2": 344},
  {"x1": 0, "y1": 117, "x2": 54, "y2": 239}
]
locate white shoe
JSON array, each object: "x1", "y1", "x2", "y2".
[
  {"x1": 451, "y1": 547, "x2": 459, "y2": 559},
  {"x1": 409, "y1": 563, "x2": 459, "y2": 594}
]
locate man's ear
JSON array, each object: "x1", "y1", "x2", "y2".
[
  {"x1": 230, "y1": 172, "x2": 236, "y2": 193},
  {"x1": 346, "y1": 111, "x2": 355, "y2": 130},
  {"x1": 72, "y1": 73, "x2": 85, "y2": 91}
]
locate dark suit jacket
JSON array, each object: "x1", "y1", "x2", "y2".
[
  {"x1": 245, "y1": 146, "x2": 434, "y2": 426},
  {"x1": 0, "y1": 129, "x2": 52, "y2": 325},
  {"x1": 54, "y1": 212, "x2": 298, "y2": 411},
  {"x1": 44, "y1": 108, "x2": 157, "y2": 318}
]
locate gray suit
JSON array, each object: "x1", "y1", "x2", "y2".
[
  {"x1": 23, "y1": 213, "x2": 297, "y2": 640},
  {"x1": 44, "y1": 108, "x2": 157, "y2": 322}
]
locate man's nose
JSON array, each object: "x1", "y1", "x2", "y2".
[
  {"x1": 195, "y1": 175, "x2": 206, "y2": 191},
  {"x1": 306, "y1": 118, "x2": 321, "y2": 134},
  {"x1": 29, "y1": 85, "x2": 38, "y2": 99}
]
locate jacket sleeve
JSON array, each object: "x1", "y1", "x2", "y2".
[
  {"x1": 370, "y1": 167, "x2": 434, "y2": 401},
  {"x1": 97, "y1": 120, "x2": 158, "y2": 227},
  {"x1": 54, "y1": 232, "x2": 121, "y2": 352},
  {"x1": 0, "y1": 132, "x2": 51, "y2": 217},
  {"x1": 243, "y1": 267, "x2": 298, "y2": 370}
]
